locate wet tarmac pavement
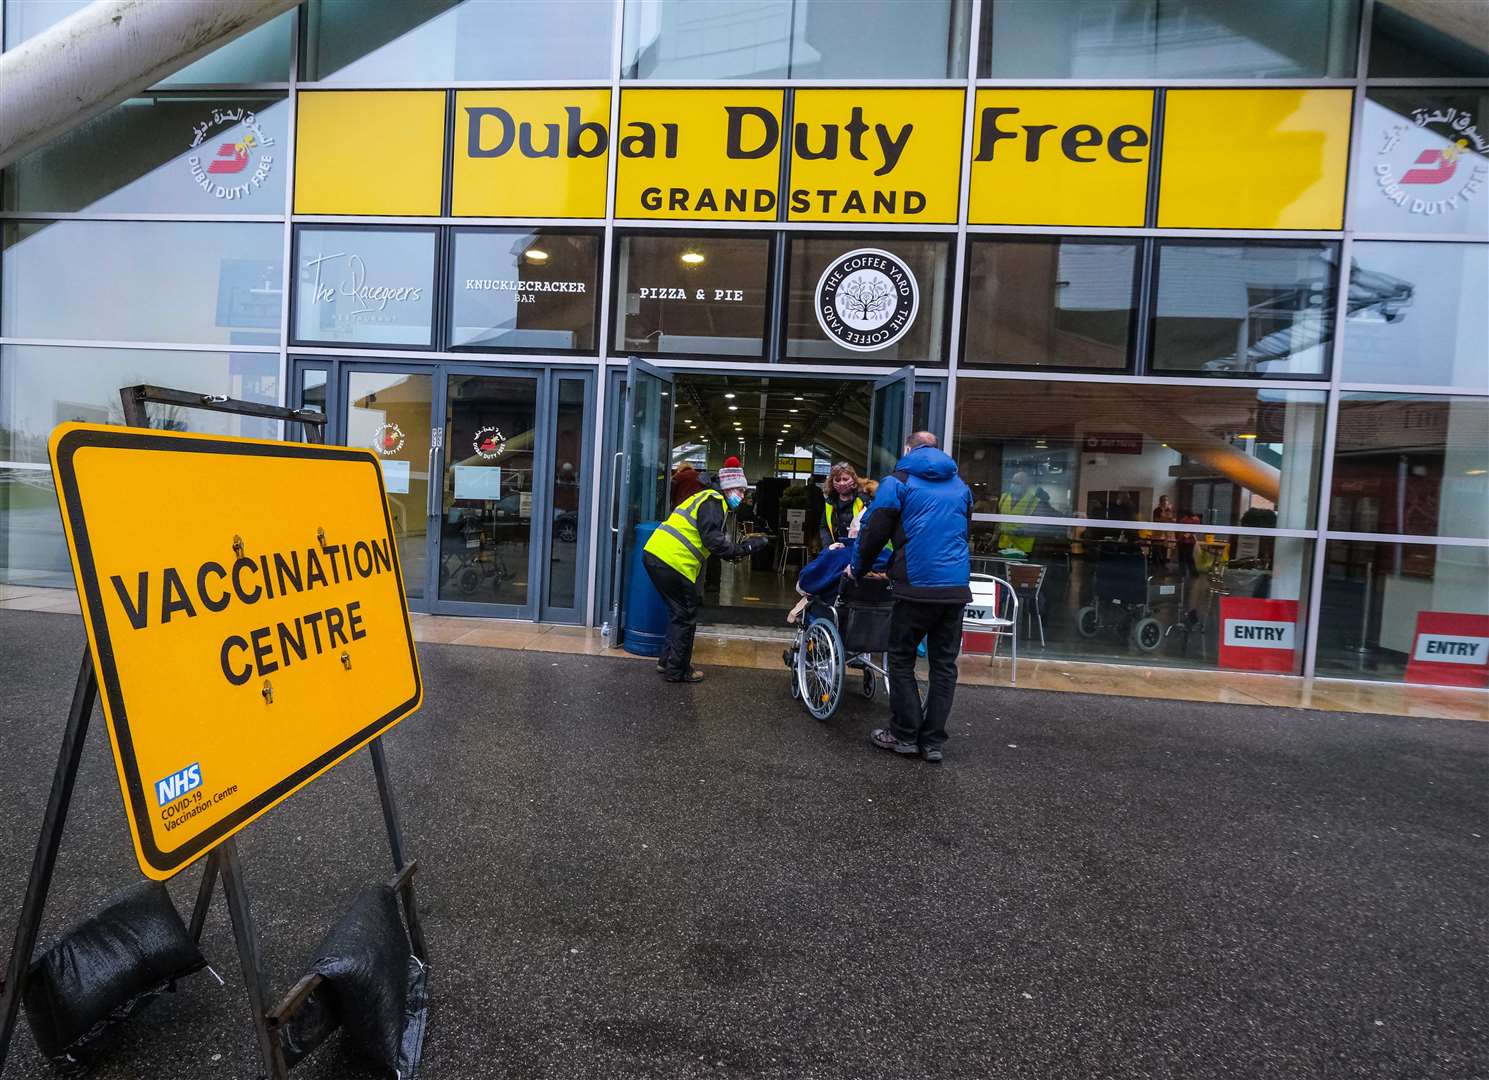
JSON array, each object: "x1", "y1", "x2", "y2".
[{"x1": 0, "y1": 609, "x2": 1485, "y2": 1080}]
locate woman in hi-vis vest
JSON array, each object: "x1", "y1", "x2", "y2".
[{"x1": 821, "y1": 463, "x2": 865, "y2": 550}]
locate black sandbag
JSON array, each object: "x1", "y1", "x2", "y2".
[
  {"x1": 397, "y1": 955, "x2": 430, "y2": 1080},
  {"x1": 22, "y1": 880, "x2": 206, "y2": 1066},
  {"x1": 281, "y1": 885, "x2": 410, "y2": 1074}
]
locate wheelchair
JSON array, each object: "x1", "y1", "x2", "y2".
[
  {"x1": 1074, "y1": 542, "x2": 1182, "y2": 653},
  {"x1": 783, "y1": 575, "x2": 896, "y2": 721}
]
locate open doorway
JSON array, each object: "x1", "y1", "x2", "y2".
[{"x1": 668, "y1": 372, "x2": 917, "y2": 628}]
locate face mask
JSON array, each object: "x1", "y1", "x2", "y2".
[{"x1": 725, "y1": 492, "x2": 743, "y2": 510}]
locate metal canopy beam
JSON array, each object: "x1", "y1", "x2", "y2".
[{"x1": 0, "y1": 0, "x2": 301, "y2": 169}]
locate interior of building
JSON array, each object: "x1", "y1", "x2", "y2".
[{"x1": 667, "y1": 373, "x2": 877, "y2": 628}]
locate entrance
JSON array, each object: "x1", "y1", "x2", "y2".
[
  {"x1": 606, "y1": 365, "x2": 933, "y2": 642},
  {"x1": 290, "y1": 358, "x2": 594, "y2": 622}
]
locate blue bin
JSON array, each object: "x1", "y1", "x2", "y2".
[{"x1": 623, "y1": 521, "x2": 668, "y2": 657}]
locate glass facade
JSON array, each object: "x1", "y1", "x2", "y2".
[{"x1": 1, "y1": 0, "x2": 1485, "y2": 689}]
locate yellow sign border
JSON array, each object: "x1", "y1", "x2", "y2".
[{"x1": 48, "y1": 424, "x2": 423, "y2": 879}]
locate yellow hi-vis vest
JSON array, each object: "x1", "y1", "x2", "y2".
[
  {"x1": 824, "y1": 495, "x2": 865, "y2": 541},
  {"x1": 996, "y1": 489, "x2": 1039, "y2": 554},
  {"x1": 644, "y1": 488, "x2": 725, "y2": 583}
]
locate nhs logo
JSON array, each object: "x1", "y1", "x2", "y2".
[{"x1": 155, "y1": 763, "x2": 202, "y2": 805}]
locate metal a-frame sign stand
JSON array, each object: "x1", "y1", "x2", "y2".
[{"x1": 0, "y1": 386, "x2": 428, "y2": 1080}]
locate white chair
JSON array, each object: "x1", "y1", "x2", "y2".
[{"x1": 965, "y1": 573, "x2": 1019, "y2": 683}]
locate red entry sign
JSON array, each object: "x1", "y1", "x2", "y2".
[
  {"x1": 1405, "y1": 611, "x2": 1489, "y2": 689},
  {"x1": 1218, "y1": 597, "x2": 1299, "y2": 673}
]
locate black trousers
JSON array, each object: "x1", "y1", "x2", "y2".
[
  {"x1": 643, "y1": 552, "x2": 700, "y2": 680},
  {"x1": 886, "y1": 599, "x2": 964, "y2": 749}
]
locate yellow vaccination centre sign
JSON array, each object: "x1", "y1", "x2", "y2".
[{"x1": 48, "y1": 424, "x2": 422, "y2": 880}]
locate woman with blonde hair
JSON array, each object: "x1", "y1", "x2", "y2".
[{"x1": 821, "y1": 462, "x2": 864, "y2": 550}]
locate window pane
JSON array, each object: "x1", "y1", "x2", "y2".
[
  {"x1": 0, "y1": 344, "x2": 279, "y2": 586},
  {"x1": 953, "y1": 380, "x2": 1326, "y2": 530},
  {"x1": 1331, "y1": 394, "x2": 1489, "y2": 540},
  {"x1": 3, "y1": 3, "x2": 292, "y2": 83},
  {"x1": 614, "y1": 234, "x2": 771, "y2": 358},
  {"x1": 967, "y1": 522, "x2": 1313, "y2": 674},
  {"x1": 1351, "y1": 88, "x2": 1489, "y2": 238},
  {"x1": 785, "y1": 237, "x2": 952, "y2": 366},
  {"x1": 1343, "y1": 242, "x2": 1489, "y2": 390},
  {"x1": 1, "y1": 221, "x2": 282, "y2": 345},
  {"x1": 980, "y1": 0, "x2": 1357, "y2": 78},
  {"x1": 3, "y1": 95, "x2": 287, "y2": 214},
  {"x1": 1369, "y1": 0, "x2": 1489, "y2": 78},
  {"x1": 548, "y1": 379, "x2": 587, "y2": 611},
  {"x1": 305, "y1": 0, "x2": 614, "y2": 82},
  {"x1": 962, "y1": 238, "x2": 1138, "y2": 370},
  {"x1": 623, "y1": 0, "x2": 971, "y2": 79},
  {"x1": 294, "y1": 227, "x2": 437, "y2": 347},
  {"x1": 1316, "y1": 541, "x2": 1488, "y2": 683},
  {"x1": 450, "y1": 230, "x2": 599, "y2": 353},
  {"x1": 1151, "y1": 241, "x2": 1337, "y2": 378}
]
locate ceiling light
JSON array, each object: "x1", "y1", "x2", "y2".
[
  {"x1": 728, "y1": 405, "x2": 738, "y2": 411},
  {"x1": 680, "y1": 250, "x2": 705, "y2": 266},
  {"x1": 724, "y1": 393, "x2": 736, "y2": 399},
  {"x1": 789, "y1": 408, "x2": 798, "y2": 413},
  {"x1": 782, "y1": 423, "x2": 790, "y2": 429},
  {"x1": 523, "y1": 247, "x2": 549, "y2": 263},
  {"x1": 793, "y1": 396, "x2": 804, "y2": 401},
  {"x1": 1238, "y1": 433, "x2": 1257, "y2": 440}
]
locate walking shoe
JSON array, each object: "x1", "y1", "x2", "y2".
[
  {"x1": 870, "y1": 728, "x2": 918, "y2": 755},
  {"x1": 665, "y1": 669, "x2": 705, "y2": 684},
  {"x1": 921, "y1": 745, "x2": 944, "y2": 764}
]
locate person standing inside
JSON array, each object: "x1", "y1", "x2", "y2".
[
  {"x1": 995, "y1": 470, "x2": 1039, "y2": 554},
  {"x1": 643, "y1": 463, "x2": 766, "y2": 683},
  {"x1": 849, "y1": 432, "x2": 972, "y2": 763},
  {"x1": 820, "y1": 462, "x2": 864, "y2": 551}
]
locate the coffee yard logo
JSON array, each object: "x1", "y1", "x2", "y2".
[
  {"x1": 371, "y1": 423, "x2": 405, "y2": 456},
  {"x1": 815, "y1": 248, "x2": 919, "y2": 352},
  {"x1": 188, "y1": 107, "x2": 275, "y2": 201},
  {"x1": 1375, "y1": 104, "x2": 1488, "y2": 219},
  {"x1": 472, "y1": 426, "x2": 507, "y2": 460}
]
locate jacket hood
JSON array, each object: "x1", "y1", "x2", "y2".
[{"x1": 896, "y1": 446, "x2": 959, "y2": 482}]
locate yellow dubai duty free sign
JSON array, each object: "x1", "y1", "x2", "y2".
[{"x1": 48, "y1": 424, "x2": 422, "y2": 880}]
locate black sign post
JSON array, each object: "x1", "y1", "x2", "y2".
[{"x1": 0, "y1": 386, "x2": 428, "y2": 1079}]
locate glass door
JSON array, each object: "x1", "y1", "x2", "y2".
[
  {"x1": 867, "y1": 365, "x2": 916, "y2": 479},
  {"x1": 434, "y1": 369, "x2": 543, "y2": 618},
  {"x1": 608, "y1": 358, "x2": 674, "y2": 648},
  {"x1": 342, "y1": 366, "x2": 437, "y2": 603}
]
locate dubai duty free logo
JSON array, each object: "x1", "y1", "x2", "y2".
[
  {"x1": 1375, "y1": 104, "x2": 1488, "y2": 220},
  {"x1": 187, "y1": 106, "x2": 275, "y2": 201},
  {"x1": 814, "y1": 248, "x2": 919, "y2": 353},
  {"x1": 472, "y1": 426, "x2": 507, "y2": 460},
  {"x1": 371, "y1": 423, "x2": 405, "y2": 456}
]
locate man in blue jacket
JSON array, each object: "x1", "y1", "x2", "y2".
[{"x1": 849, "y1": 432, "x2": 972, "y2": 763}]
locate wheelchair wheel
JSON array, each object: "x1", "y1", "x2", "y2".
[
  {"x1": 1132, "y1": 616, "x2": 1163, "y2": 652},
  {"x1": 862, "y1": 666, "x2": 876, "y2": 699},
  {"x1": 796, "y1": 618, "x2": 844, "y2": 721},
  {"x1": 1076, "y1": 605, "x2": 1100, "y2": 638},
  {"x1": 786, "y1": 630, "x2": 802, "y2": 701}
]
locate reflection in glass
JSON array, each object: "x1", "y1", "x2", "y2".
[
  {"x1": 1151, "y1": 241, "x2": 1337, "y2": 377},
  {"x1": 0, "y1": 345, "x2": 278, "y2": 586},
  {"x1": 450, "y1": 230, "x2": 599, "y2": 352},
  {"x1": 1316, "y1": 541, "x2": 1488, "y2": 683},
  {"x1": 439, "y1": 375, "x2": 538, "y2": 608},
  {"x1": 1, "y1": 221, "x2": 282, "y2": 345},
  {"x1": 962, "y1": 238, "x2": 1138, "y2": 370},
  {"x1": 615, "y1": 234, "x2": 771, "y2": 358},
  {"x1": 968, "y1": 523, "x2": 1312, "y2": 673},
  {"x1": 294, "y1": 228, "x2": 437, "y2": 346},
  {"x1": 3, "y1": 96, "x2": 288, "y2": 214},
  {"x1": 953, "y1": 380, "x2": 1326, "y2": 530},
  {"x1": 1350, "y1": 88, "x2": 1489, "y2": 238},
  {"x1": 305, "y1": 0, "x2": 614, "y2": 81},
  {"x1": 624, "y1": 0, "x2": 971, "y2": 79},
  {"x1": 1331, "y1": 394, "x2": 1489, "y2": 540},
  {"x1": 347, "y1": 371, "x2": 432, "y2": 599},
  {"x1": 1343, "y1": 242, "x2": 1489, "y2": 389},
  {"x1": 1369, "y1": 1, "x2": 1489, "y2": 78},
  {"x1": 785, "y1": 237, "x2": 951, "y2": 365},
  {"x1": 981, "y1": 0, "x2": 1358, "y2": 78},
  {"x1": 4, "y1": 2, "x2": 293, "y2": 83},
  {"x1": 548, "y1": 380, "x2": 587, "y2": 611}
]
